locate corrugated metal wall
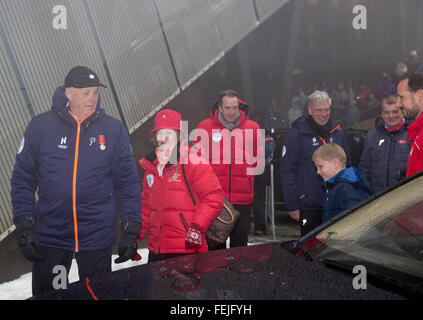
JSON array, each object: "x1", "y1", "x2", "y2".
[
  {"x1": 255, "y1": 0, "x2": 290, "y2": 20},
  {"x1": 0, "y1": 0, "x2": 289, "y2": 240},
  {"x1": 0, "y1": 30, "x2": 32, "y2": 239},
  {"x1": 210, "y1": 0, "x2": 258, "y2": 52},
  {"x1": 156, "y1": 0, "x2": 223, "y2": 90}
]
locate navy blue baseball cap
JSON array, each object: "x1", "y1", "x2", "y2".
[{"x1": 64, "y1": 66, "x2": 107, "y2": 88}]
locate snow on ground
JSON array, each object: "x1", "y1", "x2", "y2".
[{"x1": 0, "y1": 248, "x2": 149, "y2": 300}]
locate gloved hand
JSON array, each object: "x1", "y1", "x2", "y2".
[
  {"x1": 131, "y1": 252, "x2": 142, "y2": 261},
  {"x1": 114, "y1": 221, "x2": 142, "y2": 264},
  {"x1": 14, "y1": 215, "x2": 42, "y2": 262},
  {"x1": 185, "y1": 224, "x2": 202, "y2": 250}
]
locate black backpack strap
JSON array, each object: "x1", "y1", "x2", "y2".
[{"x1": 180, "y1": 163, "x2": 197, "y2": 207}]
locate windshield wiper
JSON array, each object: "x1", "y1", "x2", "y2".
[
  {"x1": 321, "y1": 257, "x2": 423, "y2": 299},
  {"x1": 298, "y1": 243, "x2": 318, "y2": 264}
]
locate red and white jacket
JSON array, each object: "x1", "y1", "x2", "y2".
[
  {"x1": 406, "y1": 113, "x2": 423, "y2": 177},
  {"x1": 195, "y1": 100, "x2": 264, "y2": 205},
  {"x1": 138, "y1": 147, "x2": 224, "y2": 254}
]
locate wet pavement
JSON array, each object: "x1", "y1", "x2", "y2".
[{"x1": 248, "y1": 210, "x2": 300, "y2": 245}]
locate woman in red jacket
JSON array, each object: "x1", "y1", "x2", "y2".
[{"x1": 137, "y1": 109, "x2": 224, "y2": 262}]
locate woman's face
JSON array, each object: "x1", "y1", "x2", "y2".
[
  {"x1": 156, "y1": 129, "x2": 178, "y2": 147},
  {"x1": 155, "y1": 129, "x2": 179, "y2": 166}
]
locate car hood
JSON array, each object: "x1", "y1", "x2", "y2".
[{"x1": 36, "y1": 243, "x2": 405, "y2": 300}]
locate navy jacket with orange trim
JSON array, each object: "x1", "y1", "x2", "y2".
[
  {"x1": 280, "y1": 115, "x2": 351, "y2": 212},
  {"x1": 11, "y1": 86, "x2": 141, "y2": 252}
]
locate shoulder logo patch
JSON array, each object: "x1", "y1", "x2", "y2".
[{"x1": 146, "y1": 174, "x2": 154, "y2": 188}]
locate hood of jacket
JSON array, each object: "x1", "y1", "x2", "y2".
[
  {"x1": 326, "y1": 167, "x2": 373, "y2": 194},
  {"x1": 51, "y1": 85, "x2": 104, "y2": 125},
  {"x1": 209, "y1": 98, "x2": 249, "y2": 128}
]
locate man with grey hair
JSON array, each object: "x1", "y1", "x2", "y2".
[
  {"x1": 280, "y1": 91, "x2": 351, "y2": 236},
  {"x1": 11, "y1": 66, "x2": 142, "y2": 297}
]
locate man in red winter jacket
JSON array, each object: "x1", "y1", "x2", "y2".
[
  {"x1": 194, "y1": 89, "x2": 264, "y2": 248},
  {"x1": 396, "y1": 72, "x2": 423, "y2": 177}
]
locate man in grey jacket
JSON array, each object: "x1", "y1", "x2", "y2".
[{"x1": 359, "y1": 95, "x2": 411, "y2": 192}]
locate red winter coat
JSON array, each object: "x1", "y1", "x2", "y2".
[
  {"x1": 138, "y1": 147, "x2": 224, "y2": 254},
  {"x1": 406, "y1": 113, "x2": 423, "y2": 177},
  {"x1": 195, "y1": 100, "x2": 264, "y2": 205}
]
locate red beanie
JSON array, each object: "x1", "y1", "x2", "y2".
[{"x1": 151, "y1": 109, "x2": 182, "y2": 135}]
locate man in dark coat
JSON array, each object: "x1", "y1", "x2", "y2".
[
  {"x1": 11, "y1": 66, "x2": 142, "y2": 297},
  {"x1": 280, "y1": 91, "x2": 351, "y2": 236},
  {"x1": 359, "y1": 95, "x2": 411, "y2": 192}
]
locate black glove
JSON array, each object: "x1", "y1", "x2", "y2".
[
  {"x1": 114, "y1": 221, "x2": 141, "y2": 264},
  {"x1": 14, "y1": 215, "x2": 42, "y2": 262}
]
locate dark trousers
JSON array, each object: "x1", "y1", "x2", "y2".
[
  {"x1": 299, "y1": 210, "x2": 323, "y2": 237},
  {"x1": 231, "y1": 204, "x2": 252, "y2": 247},
  {"x1": 253, "y1": 173, "x2": 267, "y2": 233},
  {"x1": 32, "y1": 246, "x2": 112, "y2": 297}
]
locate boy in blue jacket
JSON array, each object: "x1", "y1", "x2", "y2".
[{"x1": 312, "y1": 143, "x2": 374, "y2": 222}]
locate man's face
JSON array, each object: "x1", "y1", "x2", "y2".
[
  {"x1": 314, "y1": 158, "x2": 340, "y2": 182},
  {"x1": 308, "y1": 101, "x2": 331, "y2": 126},
  {"x1": 66, "y1": 87, "x2": 99, "y2": 120},
  {"x1": 218, "y1": 96, "x2": 239, "y2": 123},
  {"x1": 381, "y1": 103, "x2": 403, "y2": 128},
  {"x1": 397, "y1": 79, "x2": 421, "y2": 119}
]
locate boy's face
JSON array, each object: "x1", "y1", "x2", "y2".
[{"x1": 314, "y1": 158, "x2": 341, "y2": 181}]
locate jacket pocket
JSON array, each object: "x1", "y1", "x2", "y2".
[{"x1": 179, "y1": 213, "x2": 189, "y2": 232}]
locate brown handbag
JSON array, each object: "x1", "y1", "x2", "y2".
[{"x1": 181, "y1": 164, "x2": 240, "y2": 249}]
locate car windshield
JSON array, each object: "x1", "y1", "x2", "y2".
[{"x1": 308, "y1": 174, "x2": 423, "y2": 295}]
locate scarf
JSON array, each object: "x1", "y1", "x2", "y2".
[
  {"x1": 385, "y1": 118, "x2": 405, "y2": 133},
  {"x1": 306, "y1": 115, "x2": 333, "y2": 139},
  {"x1": 218, "y1": 111, "x2": 241, "y2": 130}
]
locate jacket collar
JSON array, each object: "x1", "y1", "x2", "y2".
[
  {"x1": 408, "y1": 113, "x2": 423, "y2": 141},
  {"x1": 210, "y1": 98, "x2": 249, "y2": 128},
  {"x1": 139, "y1": 143, "x2": 192, "y2": 171},
  {"x1": 292, "y1": 115, "x2": 341, "y2": 137}
]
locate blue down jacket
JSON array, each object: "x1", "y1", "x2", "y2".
[
  {"x1": 11, "y1": 86, "x2": 141, "y2": 252},
  {"x1": 280, "y1": 116, "x2": 351, "y2": 212},
  {"x1": 323, "y1": 167, "x2": 374, "y2": 222}
]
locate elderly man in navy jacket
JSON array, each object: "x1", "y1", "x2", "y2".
[
  {"x1": 280, "y1": 91, "x2": 351, "y2": 236},
  {"x1": 11, "y1": 66, "x2": 142, "y2": 297}
]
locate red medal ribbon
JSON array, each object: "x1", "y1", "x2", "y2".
[{"x1": 98, "y1": 135, "x2": 105, "y2": 145}]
